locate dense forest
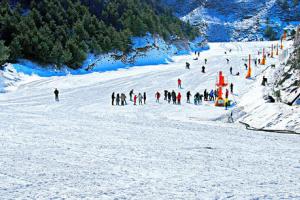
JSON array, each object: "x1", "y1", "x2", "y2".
[{"x1": 0, "y1": 0, "x2": 199, "y2": 68}]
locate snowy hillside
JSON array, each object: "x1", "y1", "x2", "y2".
[
  {"x1": 178, "y1": 0, "x2": 300, "y2": 41},
  {"x1": 0, "y1": 40, "x2": 299, "y2": 198}
]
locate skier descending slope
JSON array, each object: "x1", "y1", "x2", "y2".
[{"x1": 54, "y1": 88, "x2": 59, "y2": 102}]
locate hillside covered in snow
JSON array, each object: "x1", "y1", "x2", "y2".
[
  {"x1": 170, "y1": 0, "x2": 300, "y2": 41},
  {"x1": 0, "y1": 39, "x2": 299, "y2": 198}
]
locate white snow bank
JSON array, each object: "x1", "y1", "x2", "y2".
[
  {"x1": 0, "y1": 64, "x2": 41, "y2": 92},
  {"x1": 236, "y1": 42, "x2": 300, "y2": 132}
]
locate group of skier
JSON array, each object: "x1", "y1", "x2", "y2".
[
  {"x1": 132, "y1": 90, "x2": 147, "y2": 105},
  {"x1": 111, "y1": 92, "x2": 127, "y2": 106},
  {"x1": 53, "y1": 47, "x2": 238, "y2": 110},
  {"x1": 159, "y1": 90, "x2": 182, "y2": 104}
]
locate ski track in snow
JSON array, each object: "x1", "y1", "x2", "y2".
[{"x1": 0, "y1": 42, "x2": 299, "y2": 199}]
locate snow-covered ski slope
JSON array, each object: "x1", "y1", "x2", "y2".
[{"x1": 0, "y1": 41, "x2": 299, "y2": 199}]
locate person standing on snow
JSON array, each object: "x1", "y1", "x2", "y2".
[
  {"x1": 54, "y1": 88, "x2": 59, "y2": 102},
  {"x1": 194, "y1": 94, "x2": 198, "y2": 105},
  {"x1": 202, "y1": 66, "x2": 206, "y2": 73},
  {"x1": 226, "y1": 58, "x2": 229, "y2": 64},
  {"x1": 138, "y1": 93, "x2": 143, "y2": 105},
  {"x1": 230, "y1": 66, "x2": 233, "y2": 75},
  {"x1": 199, "y1": 94, "x2": 203, "y2": 102},
  {"x1": 172, "y1": 90, "x2": 176, "y2": 104},
  {"x1": 225, "y1": 89, "x2": 229, "y2": 99},
  {"x1": 186, "y1": 62, "x2": 190, "y2": 69},
  {"x1": 230, "y1": 83, "x2": 234, "y2": 93},
  {"x1": 177, "y1": 92, "x2": 182, "y2": 105},
  {"x1": 204, "y1": 89, "x2": 208, "y2": 101},
  {"x1": 116, "y1": 93, "x2": 120, "y2": 106},
  {"x1": 133, "y1": 94, "x2": 137, "y2": 105},
  {"x1": 164, "y1": 90, "x2": 168, "y2": 101},
  {"x1": 168, "y1": 92, "x2": 171, "y2": 104},
  {"x1": 121, "y1": 93, "x2": 127, "y2": 106},
  {"x1": 209, "y1": 90, "x2": 214, "y2": 101},
  {"x1": 178, "y1": 79, "x2": 182, "y2": 89},
  {"x1": 204, "y1": 58, "x2": 207, "y2": 64},
  {"x1": 214, "y1": 89, "x2": 218, "y2": 99},
  {"x1": 143, "y1": 92, "x2": 147, "y2": 104},
  {"x1": 186, "y1": 91, "x2": 191, "y2": 103},
  {"x1": 129, "y1": 89, "x2": 134, "y2": 101},
  {"x1": 111, "y1": 92, "x2": 115, "y2": 106},
  {"x1": 244, "y1": 63, "x2": 248, "y2": 70},
  {"x1": 155, "y1": 91, "x2": 161, "y2": 103},
  {"x1": 195, "y1": 92, "x2": 201, "y2": 105},
  {"x1": 225, "y1": 98, "x2": 229, "y2": 110}
]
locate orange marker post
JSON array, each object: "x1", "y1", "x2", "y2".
[
  {"x1": 246, "y1": 54, "x2": 251, "y2": 79},
  {"x1": 261, "y1": 48, "x2": 266, "y2": 65}
]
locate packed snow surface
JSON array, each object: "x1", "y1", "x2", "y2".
[{"x1": 0, "y1": 41, "x2": 299, "y2": 199}]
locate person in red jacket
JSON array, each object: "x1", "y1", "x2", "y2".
[
  {"x1": 155, "y1": 91, "x2": 161, "y2": 103},
  {"x1": 177, "y1": 92, "x2": 182, "y2": 104},
  {"x1": 178, "y1": 78, "x2": 182, "y2": 89},
  {"x1": 133, "y1": 95, "x2": 137, "y2": 105}
]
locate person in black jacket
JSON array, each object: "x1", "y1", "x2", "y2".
[
  {"x1": 54, "y1": 88, "x2": 59, "y2": 102},
  {"x1": 164, "y1": 90, "x2": 168, "y2": 101},
  {"x1": 116, "y1": 94, "x2": 120, "y2": 106},
  {"x1": 187, "y1": 91, "x2": 191, "y2": 103},
  {"x1": 172, "y1": 90, "x2": 176, "y2": 104},
  {"x1": 143, "y1": 92, "x2": 147, "y2": 104},
  {"x1": 111, "y1": 92, "x2": 115, "y2": 105},
  {"x1": 168, "y1": 92, "x2": 171, "y2": 104}
]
